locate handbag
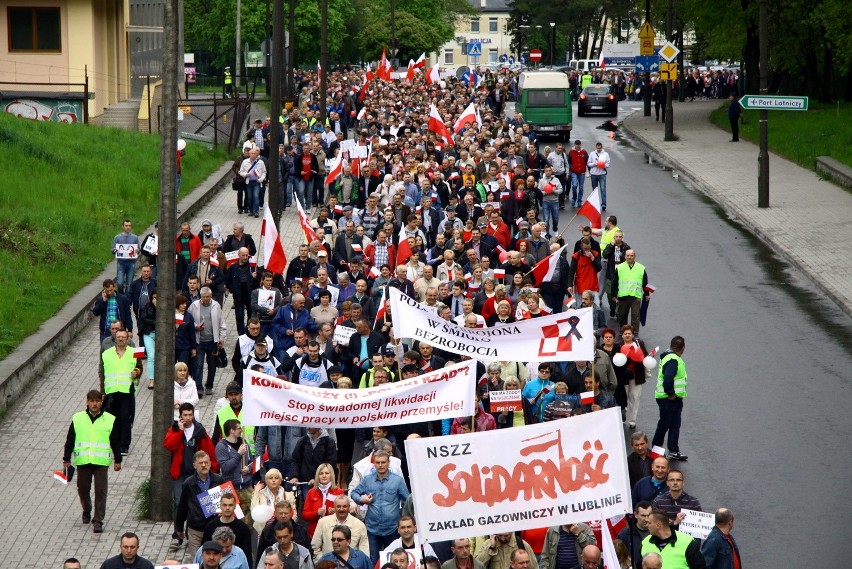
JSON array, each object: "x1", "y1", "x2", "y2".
[{"x1": 215, "y1": 347, "x2": 228, "y2": 368}]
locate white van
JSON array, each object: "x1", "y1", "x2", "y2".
[{"x1": 568, "y1": 59, "x2": 600, "y2": 72}]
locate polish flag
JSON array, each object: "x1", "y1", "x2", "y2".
[
  {"x1": 325, "y1": 151, "x2": 344, "y2": 186},
  {"x1": 426, "y1": 64, "x2": 441, "y2": 84},
  {"x1": 649, "y1": 445, "x2": 666, "y2": 459},
  {"x1": 133, "y1": 346, "x2": 146, "y2": 359},
  {"x1": 350, "y1": 157, "x2": 360, "y2": 178},
  {"x1": 413, "y1": 52, "x2": 426, "y2": 69},
  {"x1": 530, "y1": 243, "x2": 569, "y2": 284},
  {"x1": 374, "y1": 287, "x2": 387, "y2": 327},
  {"x1": 453, "y1": 102, "x2": 482, "y2": 133},
  {"x1": 53, "y1": 470, "x2": 69, "y2": 485},
  {"x1": 294, "y1": 195, "x2": 319, "y2": 244},
  {"x1": 352, "y1": 243, "x2": 363, "y2": 253},
  {"x1": 493, "y1": 268, "x2": 506, "y2": 279},
  {"x1": 406, "y1": 60, "x2": 416, "y2": 81},
  {"x1": 580, "y1": 391, "x2": 595, "y2": 405},
  {"x1": 378, "y1": 49, "x2": 392, "y2": 81},
  {"x1": 644, "y1": 284, "x2": 657, "y2": 294},
  {"x1": 428, "y1": 104, "x2": 454, "y2": 146},
  {"x1": 224, "y1": 250, "x2": 240, "y2": 267},
  {"x1": 175, "y1": 312, "x2": 184, "y2": 325},
  {"x1": 317, "y1": 60, "x2": 322, "y2": 83},
  {"x1": 250, "y1": 455, "x2": 263, "y2": 474},
  {"x1": 249, "y1": 255, "x2": 257, "y2": 268},
  {"x1": 449, "y1": 172, "x2": 460, "y2": 181},
  {"x1": 333, "y1": 204, "x2": 344, "y2": 215},
  {"x1": 578, "y1": 188, "x2": 602, "y2": 229},
  {"x1": 209, "y1": 255, "x2": 219, "y2": 267},
  {"x1": 261, "y1": 205, "x2": 287, "y2": 275},
  {"x1": 369, "y1": 265, "x2": 381, "y2": 278},
  {"x1": 599, "y1": 517, "x2": 620, "y2": 569},
  {"x1": 606, "y1": 514, "x2": 628, "y2": 539},
  {"x1": 464, "y1": 272, "x2": 472, "y2": 281}
]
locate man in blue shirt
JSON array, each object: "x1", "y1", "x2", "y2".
[
  {"x1": 351, "y1": 450, "x2": 410, "y2": 564},
  {"x1": 318, "y1": 525, "x2": 373, "y2": 569},
  {"x1": 522, "y1": 363, "x2": 556, "y2": 423}
]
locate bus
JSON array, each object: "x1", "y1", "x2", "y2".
[{"x1": 517, "y1": 71, "x2": 573, "y2": 140}]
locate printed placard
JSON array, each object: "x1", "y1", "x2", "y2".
[
  {"x1": 115, "y1": 244, "x2": 139, "y2": 260},
  {"x1": 489, "y1": 389, "x2": 523, "y2": 412}
]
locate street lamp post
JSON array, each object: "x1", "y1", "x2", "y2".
[{"x1": 549, "y1": 22, "x2": 556, "y2": 67}]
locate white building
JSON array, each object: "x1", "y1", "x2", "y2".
[{"x1": 432, "y1": 0, "x2": 513, "y2": 72}]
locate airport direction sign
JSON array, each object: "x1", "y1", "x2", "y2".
[{"x1": 739, "y1": 95, "x2": 809, "y2": 111}]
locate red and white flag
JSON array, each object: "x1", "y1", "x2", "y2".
[
  {"x1": 406, "y1": 60, "x2": 416, "y2": 81},
  {"x1": 378, "y1": 49, "x2": 392, "y2": 81},
  {"x1": 325, "y1": 152, "x2": 344, "y2": 186},
  {"x1": 133, "y1": 346, "x2": 146, "y2": 359},
  {"x1": 250, "y1": 455, "x2": 263, "y2": 474},
  {"x1": 224, "y1": 250, "x2": 240, "y2": 267},
  {"x1": 426, "y1": 64, "x2": 441, "y2": 84},
  {"x1": 530, "y1": 243, "x2": 569, "y2": 284},
  {"x1": 261, "y1": 205, "x2": 287, "y2": 274},
  {"x1": 352, "y1": 243, "x2": 363, "y2": 253},
  {"x1": 53, "y1": 469, "x2": 69, "y2": 484},
  {"x1": 578, "y1": 188, "x2": 602, "y2": 229},
  {"x1": 413, "y1": 52, "x2": 426, "y2": 69},
  {"x1": 644, "y1": 284, "x2": 657, "y2": 294},
  {"x1": 333, "y1": 204, "x2": 344, "y2": 215},
  {"x1": 209, "y1": 255, "x2": 219, "y2": 267},
  {"x1": 428, "y1": 104, "x2": 454, "y2": 146},
  {"x1": 249, "y1": 255, "x2": 257, "y2": 268},
  {"x1": 294, "y1": 195, "x2": 319, "y2": 244},
  {"x1": 175, "y1": 312, "x2": 184, "y2": 325},
  {"x1": 600, "y1": 517, "x2": 620, "y2": 569},
  {"x1": 453, "y1": 102, "x2": 482, "y2": 133},
  {"x1": 374, "y1": 287, "x2": 387, "y2": 327},
  {"x1": 649, "y1": 445, "x2": 666, "y2": 459},
  {"x1": 493, "y1": 268, "x2": 506, "y2": 279},
  {"x1": 356, "y1": 106, "x2": 367, "y2": 121},
  {"x1": 317, "y1": 60, "x2": 322, "y2": 82},
  {"x1": 369, "y1": 265, "x2": 381, "y2": 278},
  {"x1": 580, "y1": 391, "x2": 595, "y2": 405}
]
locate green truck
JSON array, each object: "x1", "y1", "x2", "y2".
[{"x1": 517, "y1": 71, "x2": 573, "y2": 141}]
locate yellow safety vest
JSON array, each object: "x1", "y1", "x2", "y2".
[
  {"x1": 224, "y1": 70, "x2": 233, "y2": 85},
  {"x1": 656, "y1": 352, "x2": 688, "y2": 398},
  {"x1": 616, "y1": 261, "x2": 645, "y2": 298},
  {"x1": 102, "y1": 348, "x2": 137, "y2": 394},
  {"x1": 581, "y1": 74, "x2": 593, "y2": 88},
  {"x1": 72, "y1": 411, "x2": 116, "y2": 466},
  {"x1": 641, "y1": 531, "x2": 694, "y2": 569},
  {"x1": 601, "y1": 225, "x2": 620, "y2": 251},
  {"x1": 217, "y1": 406, "x2": 255, "y2": 448}
]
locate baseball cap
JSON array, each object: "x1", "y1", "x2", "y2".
[
  {"x1": 317, "y1": 250, "x2": 328, "y2": 257},
  {"x1": 343, "y1": 205, "x2": 353, "y2": 212},
  {"x1": 225, "y1": 382, "x2": 242, "y2": 394},
  {"x1": 519, "y1": 221, "x2": 530, "y2": 229},
  {"x1": 202, "y1": 541, "x2": 223, "y2": 553},
  {"x1": 382, "y1": 346, "x2": 396, "y2": 356},
  {"x1": 255, "y1": 338, "x2": 267, "y2": 346}
]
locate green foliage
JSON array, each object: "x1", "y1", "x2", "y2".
[
  {"x1": 0, "y1": 113, "x2": 228, "y2": 360},
  {"x1": 135, "y1": 478, "x2": 152, "y2": 519},
  {"x1": 710, "y1": 101, "x2": 852, "y2": 171},
  {"x1": 360, "y1": 12, "x2": 450, "y2": 61}
]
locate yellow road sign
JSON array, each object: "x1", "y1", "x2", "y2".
[
  {"x1": 659, "y1": 41, "x2": 680, "y2": 63},
  {"x1": 639, "y1": 21, "x2": 655, "y2": 38},
  {"x1": 178, "y1": 105, "x2": 192, "y2": 114},
  {"x1": 660, "y1": 63, "x2": 678, "y2": 81}
]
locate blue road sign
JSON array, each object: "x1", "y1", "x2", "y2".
[
  {"x1": 468, "y1": 43, "x2": 482, "y2": 57},
  {"x1": 635, "y1": 55, "x2": 660, "y2": 73},
  {"x1": 509, "y1": 55, "x2": 515, "y2": 64},
  {"x1": 500, "y1": 53, "x2": 508, "y2": 62}
]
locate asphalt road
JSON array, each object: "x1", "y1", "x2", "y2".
[{"x1": 531, "y1": 100, "x2": 852, "y2": 567}]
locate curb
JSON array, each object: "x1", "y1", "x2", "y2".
[
  {"x1": 0, "y1": 161, "x2": 234, "y2": 414},
  {"x1": 621, "y1": 118, "x2": 852, "y2": 319}
]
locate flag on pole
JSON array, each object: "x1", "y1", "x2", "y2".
[
  {"x1": 599, "y1": 517, "x2": 620, "y2": 569},
  {"x1": 175, "y1": 312, "x2": 185, "y2": 325},
  {"x1": 133, "y1": 346, "x2": 146, "y2": 359},
  {"x1": 649, "y1": 445, "x2": 666, "y2": 459},
  {"x1": 261, "y1": 205, "x2": 287, "y2": 274},
  {"x1": 369, "y1": 265, "x2": 381, "y2": 278},
  {"x1": 453, "y1": 102, "x2": 482, "y2": 133},
  {"x1": 374, "y1": 287, "x2": 387, "y2": 328},
  {"x1": 325, "y1": 152, "x2": 344, "y2": 186},
  {"x1": 224, "y1": 250, "x2": 240, "y2": 267},
  {"x1": 493, "y1": 268, "x2": 506, "y2": 279},
  {"x1": 53, "y1": 469, "x2": 69, "y2": 484},
  {"x1": 530, "y1": 243, "x2": 570, "y2": 284},
  {"x1": 578, "y1": 188, "x2": 602, "y2": 229},
  {"x1": 426, "y1": 64, "x2": 441, "y2": 84},
  {"x1": 250, "y1": 455, "x2": 263, "y2": 474},
  {"x1": 378, "y1": 49, "x2": 392, "y2": 81},
  {"x1": 294, "y1": 195, "x2": 319, "y2": 244},
  {"x1": 317, "y1": 60, "x2": 322, "y2": 83},
  {"x1": 580, "y1": 391, "x2": 595, "y2": 405},
  {"x1": 406, "y1": 60, "x2": 416, "y2": 81},
  {"x1": 428, "y1": 104, "x2": 454, "y2": 147},
  {"x1": 413, "y1": 52, "x2": 426, "y2": 68}
]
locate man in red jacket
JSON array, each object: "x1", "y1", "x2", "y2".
[
  {"x1": 163, "y1": 402, "x2": 218, "y2": 510},
  {"x1": 485, "y1": 210, "x2": 512, "y2": 251},
  {"x1": 568, "y1": 140, "x2": 590, "y2": 208},
  {"x1": 568, "y1": 237, "x2": 602, "y2": 307}
]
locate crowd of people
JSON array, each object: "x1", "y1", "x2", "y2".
[{"x1": 61, "y1": 64, "x2": 740, "y2": 569}]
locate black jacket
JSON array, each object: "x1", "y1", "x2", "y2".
[
  {"x1": 257, "y1": 519, "x2": 311, "y2": 562},
  {"x1": 291, "y1": 434, "x2": 338, "y2": 482},
  {"x1": 345, "y1": 330, "x2": 386, "y2": 366},
  {"x1": 175, "y1": 471, "x2": 224, "y2": 532}
]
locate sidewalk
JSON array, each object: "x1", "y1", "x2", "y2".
[
  {"x1": 622, "y1": 100, "x2": 852, "y2": 317},
  {"x1": 0, "y1": 182, "x2": 306, "y2": 568}
]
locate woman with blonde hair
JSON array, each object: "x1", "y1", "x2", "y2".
[
  {"x1": 173, "y1": 362, "x2": 198, "y2": 419},
  {"x1": 300, "y1": 463, "x2": 345, "y2": 537},
  {"x1": 250, "y1": 468, "x2": 296, "y2": 533}
]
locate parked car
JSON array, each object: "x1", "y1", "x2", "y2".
[{"x1": 577, "y1": 84, "x2": 618, "y2": 117}]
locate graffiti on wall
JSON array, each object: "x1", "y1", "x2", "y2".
[{"x1": 3, "y1": 98, "x2": 83, "y2": 123}]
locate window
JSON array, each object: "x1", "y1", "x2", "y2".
[
  {"x1": 469, "y1": 18, "x2": 479, "y2": 33},
  {"x1": 527, "y1": 91, "x2": 567, "y2": 106},
  {"x1": 489, "y1": 18, "x2": 498, "y2": 33},
  {"x1": 8, "y1": 7, "x2": 61, "y2": 52},
  {"x1": 488, "y1": 49, "x2": 498, "y2": 64},
  {"x1": 444, "y1": 49, "x2": 454, "y2": 65}
]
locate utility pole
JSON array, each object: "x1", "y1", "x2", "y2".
[
  {"x1": 319, "y1": 0, "x2": 328, "y2": 125},
  {"x1": 269, "y1": 0, "x2": 283, "y2": 223},
  {"x1": 643, "y1": 0, "x2": 651, "y2": 116},
  {"x1": 286, "y1": 0, "x2": 296, "y2": 100},
  {"x1": 390, "y1": 0, "x2": 398, "y2": 66},
  {"x1": 550, "y1": 23, "x2": 556, "y2": 66},
  {"x1": 664, "y1": 0, "x2": 674, "y2": 141},
  {"x1": 235, "y1": 0, "x2": 241, "y2": 90},
  {"x1": 151, "y1": 0, "x2": 179, "y2": 522},
  {"x1": 757, "y1": 0, "x2": 769, "y2": 207}
]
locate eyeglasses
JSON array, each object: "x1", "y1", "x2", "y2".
[
  {"x1": 330, "y1": 537, "x2": 348, "y2": 542},
  {"x1": 539, "y1": 370, "x2": 551, "y2": 374}
]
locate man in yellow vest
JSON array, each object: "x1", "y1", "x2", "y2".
[
  {"x1": 102, "y1": 329, "x2": 142, "y2": 455},
  {"x1": 641, "y1": 509, "x2": 706, "y2": 568},
  {"x1": 224, "y1": 67, "x2": 233, "y2": 98},
  {"x1": 653, "y1": 336, "x2": 688, "y2": 461},
  {"x1": 611, "y1": 248, "x2": 649, "y2": 336},
  {"x1": 63, "y1": 389, "x2": 122, "y2": 533},
  {"x1": 213, "y1": 381, "x2": 254, "y2": 450}
]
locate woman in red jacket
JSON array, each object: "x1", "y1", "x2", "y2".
[{"x1": 300, "y1": 462, "x2": 344, "y2": 538}]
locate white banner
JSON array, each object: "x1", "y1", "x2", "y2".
[
  {"x1": 404, "y1": 407, "x2": 631, "y2": 542},
  {"x1": 115, "y1": 243, "x2": 139, "y2": 260},
  {"x1": 333, "y1": 325, "x2": 356, "y2": 346},
  {"x1": 242, "y1": 362, "x2": 475, "y2": 427},
  {"x1": 679, "y1": 509, "x2": 715, "y2": 539},
  {"x1": 389, "y1": 288, "x2": 595, "y2": 362}
]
